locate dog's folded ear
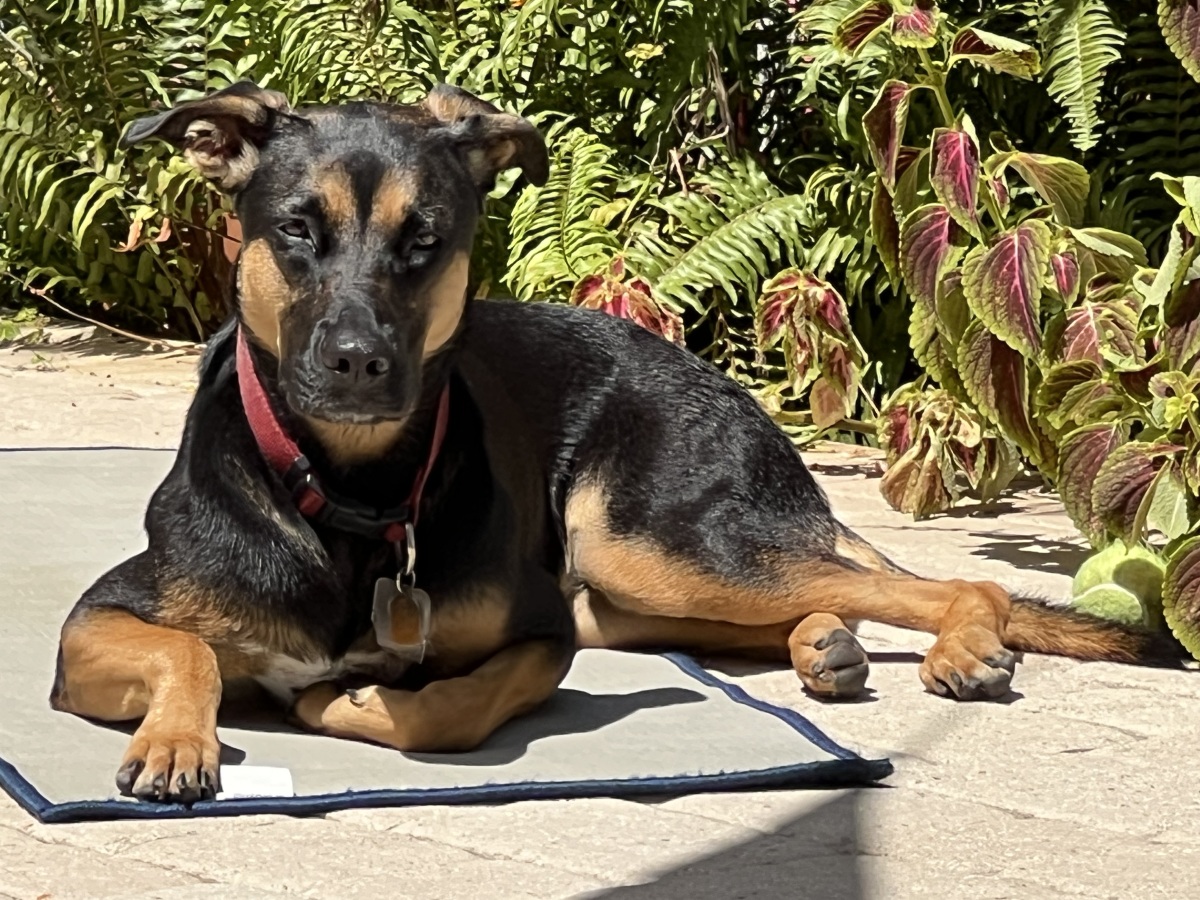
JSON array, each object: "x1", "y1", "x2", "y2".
[
  {"x1": 121, "y1": 82, "x2": 292, "y2": 192},
  {"x1": 423, "y1": 84, "x2": 549, "y2": 190}
]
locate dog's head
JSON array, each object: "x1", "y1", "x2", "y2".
[{"x1": 123, "y1": 82, "x2": 547, "y2": 428}]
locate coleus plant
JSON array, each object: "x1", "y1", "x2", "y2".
[{"x1": 827, "y1": 0, "x2": 1200, "y2": 658}]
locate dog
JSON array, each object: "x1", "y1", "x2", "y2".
[{"x1": 49, "y1": 82, "x2": 1186, "y2": 804}]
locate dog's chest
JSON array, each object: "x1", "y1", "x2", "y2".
[{"x1": 253, "y1": 644, "x2": 413, "y2": 703}]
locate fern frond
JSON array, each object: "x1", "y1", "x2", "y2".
[
  {"x1": 1039, "y1": 0, "x2": 1123, "y2": 152},
  {"x1": 631, "y1": 158, "x2": 810, "y2": 313},
  {"x1": 504, "y1": 127, "x2": 623, "y2": 302}
]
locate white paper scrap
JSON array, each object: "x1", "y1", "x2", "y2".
[{"x1": 215, "y1": 765, "x2": 296, "y2": 800}]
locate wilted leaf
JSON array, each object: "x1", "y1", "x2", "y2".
[
  {"x1": 1160, "y1": 0, "x2": 1200, "y2": 84},
  {"x1": 1163, "y1": 536, "x2": 1200, "y2": 661},
  {"x1": 1092, "y1": 442, "x2": 1184, "y2": 543},
  {"x1": 810, "y1": 376, "x2": 848, "y2": 429},
  {"x1": 863, "y1": 81, "x2": 919, "y2": 192},
  {"x1": 891, "y1": 0, "x2": 941, "y2": 48},
  {"x1": 1057, "y1": 422, "x2": 1125, "y2": 544},
  {"x1": 962, "y1": 220, "x2": 1051, "y2": 358},
  {"x1": 958, "y1": 319, "x2": 1046, "y2": 463},
  {"x1": 930, "y1": 121, "x2": 981, "y2": 237},
  {"x1": 900, "y1": 204, "x2": 970, "y2": 305},
  {"x1": 870, "y1": 175, "x2": 901, "y2": 285},
  {"x1": 1003, "y1": 153, "x2": 1090, "y2": 226},
  {"x1": 948, "y1": 27, "x2": 1041, "y2": 79},
  {"x1": 880, "y1": 435, "x2": 951, "y2": 519},
  {"x1": 834, "y1": 0, "x2": 894, "y2": 55}
]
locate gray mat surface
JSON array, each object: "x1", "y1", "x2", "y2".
[{"x1": 0, "y1": 449, "x2": 891, "y2": 822}]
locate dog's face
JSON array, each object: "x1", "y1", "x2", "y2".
[{"x1": 124, "y1": 82, "x2": 547, "y2": 425}]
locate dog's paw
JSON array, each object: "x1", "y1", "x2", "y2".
[
  {"x1": 116, "y1": 722, "x2": 220, "y2": 803},
  {"x1": 919, "y1": 625, "x2": 1017, "y2": 701},
  {"x1": 789, "y1": 615, "x2": 870, "y2": 700}
]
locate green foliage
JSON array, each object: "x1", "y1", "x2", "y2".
[{"x1": 9, "y1": 1, "x2": 1200, "y2": 645}]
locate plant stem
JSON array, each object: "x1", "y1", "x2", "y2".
[{"x1": 916, "y1": 47, "x2": 955, "y2": 127}]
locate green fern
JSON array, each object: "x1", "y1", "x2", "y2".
[
  {"x1": 1039, "y1": 0, "x2": 1124, "y2": 152},
  {"x1": 631, "y1": 158, "x2": 811, "y2": 313},
  {"x1": 504, "y1": 127, "x2": 623, "y2": 302}
]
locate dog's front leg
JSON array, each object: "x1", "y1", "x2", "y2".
[
  {"x1": 292, "y1": 640, "x2": 570, "y2": 752},
  {"x1": 51, "y1": 607, "x2": 222, "y2": 802}
]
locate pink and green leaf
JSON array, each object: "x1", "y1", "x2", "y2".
[
  {"x1": 1092, "y1": 441, "x2": 1185, "y2": 543},
  {"x1": 948, "y1": 27, "x2": 1041, "y2": 79},
  {"x1": 863, "y1": 81, "x2": 920, "y2": 192},
  {"x1": 1050, "y1": 250, "x2": 1080, "y2": 305},
  {"x1": 1057, "y1": 422, "x2": 1126, "y2": 544},
  {"x1": 1003, "y1": 153, "x2": 1090, "y2": 226},
  {"x1": 958, "y1": 319, "x2": 1047, "y2": 464},
  {"x1": 1160, "y1": 0, "x2": 1200, "y2": 84},
  {"x1": 1164, "y1": 536, "x2": 1200, "y2": 661},
  {"x1": 890, "y1": 0, "x2": 941, "y2": 48},
  {"x1": 834, "y1": 0, "x2": 894, "y2": 55},
  {"x1": 899, "y1": 203, "x2": 970, "y2": 305},
  {"x1": 930, "y1": 121, "x2": 982, "y2": 237},
  {"x1": 961, "y1": 220, "x2": 1051, "y2": 358},
  {"x1": 870, "y1": 175, "x2": 902, "y2": 285},
  {"x1": 1055, "y1": 301, "x2": 1140, "y2": 365}
]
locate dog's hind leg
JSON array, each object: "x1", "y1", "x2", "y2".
[
  {"x1": 291, "y1": 639, "x2": 571, "y2": 751},
  {"x1": 566, "y1": 481, "x2": 1016, "y2": 701},
  {"x1": 51, "y1": 606, "x2": 222, "y2": 802},
  {"x1": 572, "y1": 588, "x2": 869, "y2": 698}
]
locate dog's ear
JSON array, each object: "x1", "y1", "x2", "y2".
[
  {"x1": 120, "y1": 82, "x2": 292, "y2": 192},
  {"x1": 423, "y1": 84, "x2": 549, "y2": 190}
]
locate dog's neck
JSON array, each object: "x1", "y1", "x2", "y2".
[{"x1": 239, "y1": 328, "x2": 460, "y2": 506}]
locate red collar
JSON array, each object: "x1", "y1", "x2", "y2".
[{"x1": 235, "y1": 325, "x2": 450, "y2": 547}]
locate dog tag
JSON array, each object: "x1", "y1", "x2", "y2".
[{"x1": 372, "y1": 577, "x2": 432, "y2": 662}]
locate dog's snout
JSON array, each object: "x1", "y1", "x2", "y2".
[{"x1": 317, "y1": 318, "x2": 392, "y2": 382}]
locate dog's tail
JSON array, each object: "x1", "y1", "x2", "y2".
[
  {"x1": 833, "y1": 525, "x2": 1190, "y2": 668},
  {"x1": 1004, "y1": 598, "x2": 1188, "y2": 667}
]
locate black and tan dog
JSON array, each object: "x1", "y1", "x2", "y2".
[{"x1": 50, "y1": 82, "x2": 1185, "y2": 804}]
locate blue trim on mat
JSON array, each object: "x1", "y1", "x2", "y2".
[{"x1": 0, "y1": 656, "x2": 892, "y2": 824}]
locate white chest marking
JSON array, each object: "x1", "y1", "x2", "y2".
[{"x1": 254, "y1": 650, "x2": 414, "y2": 704}]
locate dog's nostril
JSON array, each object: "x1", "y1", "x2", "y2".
[
  {"x1": 323, "y1": 356, "x2": 353, "y2": 374},
  {"x1": 365, "y1": 358, "x2": 389, "y2": 377}
]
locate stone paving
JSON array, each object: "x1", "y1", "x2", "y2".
[{"x1": 2, "y1": 324, "x2": 1198, "y2": 899}]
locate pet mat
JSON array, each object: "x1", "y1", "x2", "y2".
[{"x1": 0, "y1": 448, "x2": 891, "y2": 823}]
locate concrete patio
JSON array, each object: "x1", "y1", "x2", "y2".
[{"x1": 2, "y1": 324, "x2": 1198, "y2": 899}]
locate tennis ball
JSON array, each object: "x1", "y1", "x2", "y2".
[
  {"x1": 1071, "y1": 541, "x2": 1165, "y2": 628},
  {"x1": 1073, "y1": 584, "x2": 1145, "y2": 626}
]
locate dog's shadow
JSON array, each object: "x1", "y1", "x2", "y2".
[
  {"x1": 406, "y1": 687, "x2": 704, "y2": 766},
  {"x1": 207, "y1": 685, "x2": 704, "y2": 767}
]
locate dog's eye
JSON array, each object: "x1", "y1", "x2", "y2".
[
  {"x1": 414, "y1": 233, "x2": 439, "y2": 249},
  {"x1": 280, "y1": 219, "x2": 311, "y2": 240}
]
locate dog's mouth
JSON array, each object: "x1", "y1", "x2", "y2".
[{"x1": 289, "y1": 395, "x2": 413, "y2": 426}]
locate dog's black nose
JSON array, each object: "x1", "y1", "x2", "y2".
[{"x1": 318, "y1": 330, "x2": 391, "y2": 381}]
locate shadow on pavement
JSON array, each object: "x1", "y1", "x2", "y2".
[{"x1": 583, "y1": 790, "x2": 868, "y2": 900}]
